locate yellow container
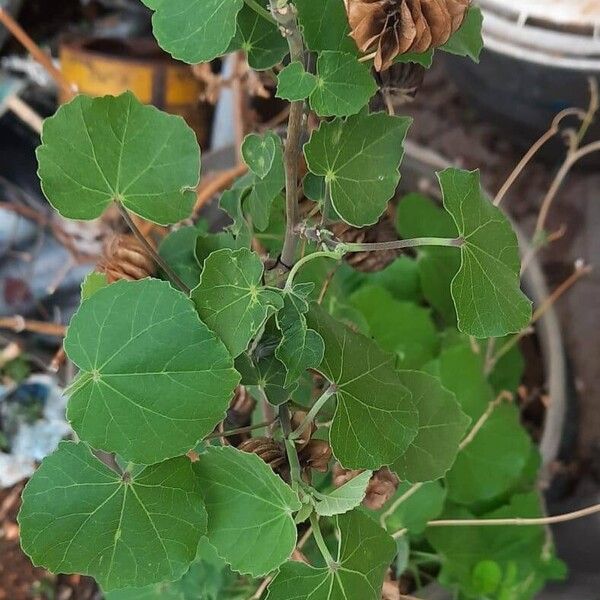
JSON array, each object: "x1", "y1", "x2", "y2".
[{"x1": 59, "y1": 37, "x2": 212, "y2": 146}]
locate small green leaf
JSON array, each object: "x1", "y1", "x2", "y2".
[
  {"x1": 19, "y1": 442, "x2": 205, "y2": 591},
  {"x1": 294, "y1": 0, "x2": 357, "y2": 53},
  {"x1": 267, "y1": 510, "x2": 395, "y2": 600},
  {"x1": 276, "y1": 284, "x2": 325, "y2": 387},
  {"x1": 391, "y1": 371, "x2": 470, "y2": 483},
  {"x1": 350, "y1": 286, "x2": 439, "y2": 370},
  {"x1": 307, "y1": 304, "x2": 418, "y2": 470},
  {"x1": 195, "y1": 446, "x2": 301, "y2": 577},
  {"x1": 302, "y1": 172, "x2": 325, "y2": 202},
  {"x1": 310, "y1": 51, "x2": 377, "y2": 117},
  {"x1": 382, "y1": 480, "x2": 446, "y2": 534},
  {"x1": 159, "y1": 226, "x2": 203, "y2": 289},
  {"x1": 229, "y1": 5, "x2": 288, "y2": 70},
  {"x1": 304, "y1": 112, "x2": 411, "y2": 227},
  {"x1": 242, "y1": 132, "x2": 277, "y2": 179},
  {"x1": 236, "y1": 353, "x2": 297, "y2": 406},
  {"x1": 441, "y1": 7, "x2": 484, "y2": 62},
  {"x1": 145, "y1": 0, "x2": 244, "y2": 64},
  {"x1": 37, "y1": 92, "x2": 200, "y2": 225},
  {"x1": 314, "y1": 470, "x2": 372, "y2": 517},
  {"x1": 192, "y1": 248, "x2": 283, "y2": 357},
  {"x1": 439, "y1": 169, "x2": 532, "y2": 338},
  {"x1": 64, "y1": 279, "x2": 239, "y2": 464},
  {"x1": 276, "y1": 62, "x2": 317, "y2": 102},
  {"x1": 80, "y1": 272, "x2": 108, "y2": 300}
]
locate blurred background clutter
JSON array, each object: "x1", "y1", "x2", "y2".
[{"x1": 0, "y1": 0, "x2": 599, "y2": 598}]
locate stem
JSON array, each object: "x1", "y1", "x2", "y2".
[
  {"x1": 117, "y1": 203, "x2": 191, "y2": 294},
  {"x1": 284, "y1": 250, "x2": 344, "y2": 292},
  {"x1": 0, "y1": 316, "x2": 66, "y2": 337},
  {"x1": 289, "y1": 384, "x2": 337, "y2": 440},
  {"x1": 0, "y1": 8, "x2": 75, "y2": 100},
  {"x1": 428, "y1": 503, "x2": 600, "y2": 527},
  {"x1": 269, "y1": 0, "x2": 305, "y2": 269},
  {"x1": 339, "y1": 237, "x2": 463, "y2": 253},
  {"x1": 310, "y1": 513, "x2": 336, "y2": 567},
  {"x1": 459, "y1": 391, "x2": 513, "y2": 451},
  {"x1": 320, "y1": 180, "x2": 332, "y2": 227},
  {"x1": 204, "y1": 419, "x2": 277, "y2": 440},
  {"x1": 244, "y1": 0, "x2": 277, "y2": 24},
  {"x1": 280, "y1": 404, "x2": 302, "y2": 488}
]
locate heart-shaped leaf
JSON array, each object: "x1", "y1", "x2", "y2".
[
  {"x1": 267, "y1": 510, "x2": 395, "y2": 600},
  {"x1": 195, "y1": 446, "x2": 301, "y2": 576},
  {"x1": 192, "y1": 248, "x2": 283, "y2": 357},
  {"x1": 304, "y1": 112, "x2": 411, "y2": 226},
  {"x1": 18, "y1": 442, "x2": 206, "y2": 591},
  {"x1": 439, "y1": 169, "x2": 532, "y2": 338},
  {"x1": 276, "y1": 62, "x2": 318, "y2": 102},
  {"x1": 64, "y1": 279, "x2": 240, "y2": 464},
  {"x1": 441, "y1": 7, "x2": 484, "y2": 62},
  {"x1": 242, "y1": 132, "x2": 277, "y2": 179},
  {"x1": 236, "y1": 353, "x2": 297, "y2": 406},
  {"x1": 37, "y1": 92, "x2": 200, "y2": 225},
  {"x1": 144, "y1": 0, "x2": 244, "y2": 64},
  {"x1": 391, "y1": 370, "x2": 470, "y2": 482},
  {"x1": 307, "y1": 304, "x2": 418, "y2": 470}
]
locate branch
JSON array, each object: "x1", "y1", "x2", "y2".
[
  {"x1": 459, "y1": 391, "x2": 512, "y2": 450},
  {"x1": 117, "y1": 203, "x2": 191, "y2": 294},
  {"x1": 0, "y1": 316, "x2": 66, "y2": 337},
  {"x1": 0, "y1": 8, "x2": 75, "y2": 100}
]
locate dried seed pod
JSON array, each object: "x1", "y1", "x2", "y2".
[
  {"x1": 332, "y1": 219, "x2": 398, "y2": 273},
  {"x1": 381, "y1": 571, "x2": 401, "y2": 600},
  {"x1": 375, "y1": 61, "x2": 426, "y2": 105},
  {"x1": 238, "y1": 437, "x2": 287, "y2": 470},
  {"x1": 98, "y1": 234, "x2": 155, "y2": 282},
  {"x1": 290, "y1": 410, "x2": 316, "y2": 451},
  {"x1": 332, "y1": 463, "x2": 363, "y2": 488},
  {"x1": 299, "y1": 440, "x2": 332, "y2": 473},
  {"x1": 364, "y1": 468, "x2": 400, "y2": 510},
  {"x1": 345, "y1": 0, "x2": 471, "y2": 71}
]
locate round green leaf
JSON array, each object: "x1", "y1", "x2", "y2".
[
  {"x1": 304, "y1": 112, "x2": 411, "y2": 227},
  {"x1": 18, "y1": 442, "x2": 206, "y2": 591},
  {"x1": 276, "y1": 62, "x2": 317, "y2": 102},
  {"x1": 242, "y1": 132, "x2": 277, "y2": 179},
  {"x1": 37, "y1": 92, "x2": 199, "y2": 225},
  {"x1": 195, "y1": 446, "x2": 301, "y2": 577},
  {"x1": 145, "y1": 0, "x2": 244, "y2": 64},
  {"x1": 64, "y1": 279, "x2": 240, "y2": 464}
]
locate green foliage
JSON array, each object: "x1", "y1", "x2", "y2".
[
  {"x1": 37, "y1": 92, "x2": 200, "y2": 225},
  {"x1": 22, "y1": 5, "x2": 560, "y2": 600}
]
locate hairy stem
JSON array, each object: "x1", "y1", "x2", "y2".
[
  {"x1": 117, "y1": 203, "x2": 191, "y2": 294},
  {"x1": 0, "y1": 316, "x2": 66, "y2": 337},
  {"x1": 270, "y1": 0, "x2": 305, "y2": 269},
  {"x1": 380, "y1": 483, "x2": 423, "y2": 529},
  {"x1": 290, "y1": 384, "x2": 337, "y2": 440}
]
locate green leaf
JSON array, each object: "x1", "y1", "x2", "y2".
[
  {"x1": 81, "y1": 272, "x2": 108, "y2": 300},
  {"x1": 37, "y1": 92, "x2": 200, "y2": 225},
  {"x1": 195, "y1": 446, "x2": 301, "y2": 577},
  {"x1": 236, "y1": 353, "x2": 297, "y2": 406},
  {"x1": 304, "y1": 112, "x2": 411, "y2": 227},
  {"x1": 441, "y1": 7, "x2": 484, "y2": 62},
  {"x1": 294, "y1": 0, "x2": 357, "y2": 53},
  {"x1": 229, "y1": 5, "x2": 288, "y2": 70},
  {"x1": 439, "y1": 168, "x2": 532, "y2": 338},
  {"x1": 192, "y1": 248, "x2": 283, "y2": 357},
  {"x1": 396, "y1": 193, "x2": 460, "y2": 324},
  {"x1": 391, "y1": 371, "x2": 470, "y2": 482},
  {"x1": 18, "y1": 442, "x2": 205, "y2": 591},
  {"x1": 310, "y1": 51, "x2": 377, "y2": 117},
  {"x1": 159, "y1": 226, "x2": 203, "y2": 289},
  {"x1": 267, "y1": 510, "x2": 395, "y2": 600},
  {"x1": 382, "y1": 480, "x2": 446, "y2": 534},
  {"x1": 245, "y1": 132, "x2": 285, "y2": 231},
  {"x1": 242, "y1": 133, "x2": 277, "y2": 179},
  {"x1": 64, "y1": 279, "x2": 239, "y2": 464},
  {"x1": 276, "y1": 284, "x2": 325, "y2": 386},
  {"x1": 276, "y1": 62, "x2": 318, "y2": 102},
  {"x1": 350, "y1": 286, "x2": 439, "y2": 370},
  {"x1": 307, "y1": 304, "x2": 418, "y2": 470},
  {"x1": 394, "y1": 49, "x2": 434, "y2": 67},
  {"x1": 314, "y1": 469, "x2": 372, "y2": 517},
  {"x1": 145, "y1": 0, "x2": 244, "y2": 64}
]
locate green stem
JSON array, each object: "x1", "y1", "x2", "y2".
[
  {"x1": 117, "y1": 203, "x2": 191, "y2": 294},
  {"x1": 280, "y1": 404, "x2": 302, "y2": 488},
  {"x1": 289, "y1": 384, "x2": 337, "y2": 440},
  {"x1": 339, "y1": 237, "x2": 464, "y2": 254},
  {"x1": 244, "y1": 0, "x2": 277, "y2": 24},
  {"x1": 380, "y1": 482, "x2": 423, "y2": 529},
  {"x1": 310, "y1": 513, "x2": 336, "y2": 567},
  {"x1": 284, "y1": 250, "x2": 344, "y2": 292}
]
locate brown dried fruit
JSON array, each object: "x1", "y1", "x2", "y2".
[
  {"x1": 332, "y1": 464, "x2": 400, "y2": 510},
  {"x1": 299, "y1": 440, "x2": 333, "y2": 473},
  {"x1": 98, "y1": 234, "x2": 155, "y2": 282},
  {"x1": 345, "y1": 0, "x2": 470, "y2": 71},
  {"x1": 290, "y1": 410, "x2": 316, "y2": 451},
  {"x1": 238, "y1": 437, "x2": 287, "y2": 470}
]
